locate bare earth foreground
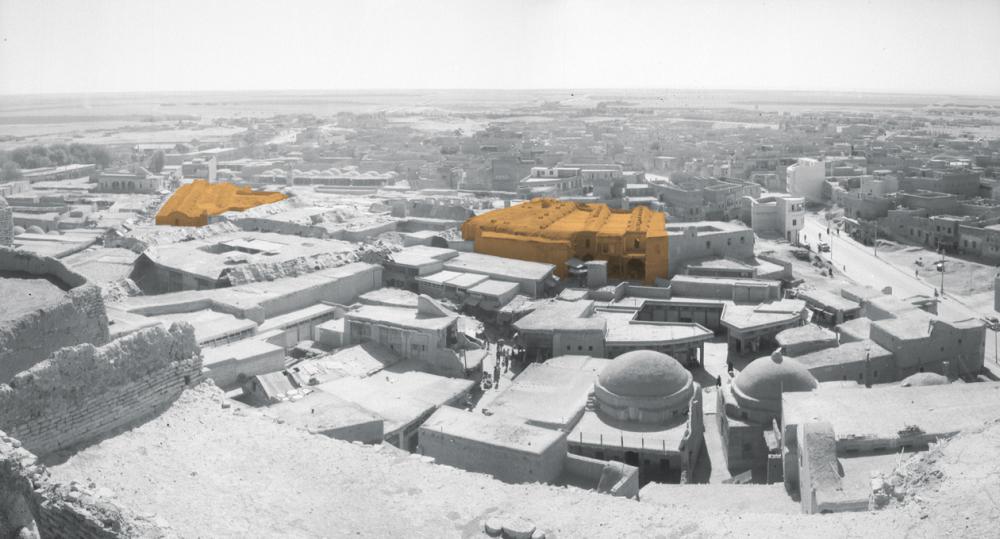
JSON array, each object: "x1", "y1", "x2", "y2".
[{"x1": 46, "y1": 383, "x2": 983, "y2": 538}]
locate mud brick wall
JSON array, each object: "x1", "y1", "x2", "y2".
[
  {"x1": 0, "y1": 247, "x2": 111, "y2": 381},
  {"x1": 0, "y1": 323, "x2": 203, "y2": 458},
  {"x1": 0, "y1": 431, "x2": 172, "y2": 538}
]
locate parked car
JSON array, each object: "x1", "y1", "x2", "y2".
[{"x1": 818, "y1": 241, "x2": 830, "y2": 252}]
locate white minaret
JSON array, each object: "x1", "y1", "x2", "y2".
[{"x1": 0, "y1": 196, "x2": 13, "y2": 247}]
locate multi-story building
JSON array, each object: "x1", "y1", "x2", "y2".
[
  {"x1": 786, "y1": 158, "x2": 826, "y2": 203},
  {"x1": 748, "y1": 195, "x2": 805, "y2": 243},
  {"x1": 461, "y1": 198, "x2": 669, "y2": 284}
]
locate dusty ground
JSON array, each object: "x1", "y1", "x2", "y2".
[
  {"x1": 48, "y1": 383, "x2": 916, "y2": 539},
  {"x1": 756, "y1": 236, "x2": 848, "y2": 296},
  {"x1": 886, "y1": 419, "x2": 1000, "y2": 538},
  {"x1": 877, "y1": 240, "x2": 996, "y2": 301}
]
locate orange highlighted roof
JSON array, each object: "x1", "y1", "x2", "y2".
[{"x1": 156, "y1": 180, "x2": 287, "y2": 227}]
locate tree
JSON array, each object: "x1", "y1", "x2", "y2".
[
  {"x1": 0, "y1": 161, "x2": 22, "y2": 182},
  {"x1": 149, "y1": 150, "x2": 165, "y2": 173}
]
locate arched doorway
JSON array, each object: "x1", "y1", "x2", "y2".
[{"x1": 626, "y1": 258, "x2": 644, "y2": 280}]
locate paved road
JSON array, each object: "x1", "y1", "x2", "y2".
[
  {"x1": 801, "y1": 213, "x2": 973, "y2": 322},
  {"x1": 802, "y1": 212, "x2": 1000, "y2": 369}
]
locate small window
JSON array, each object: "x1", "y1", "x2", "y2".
[
  {"x1": 792, "y1": 219, "x2": 797, "y2": 226},
  {"x1": 706, "y1": 241, "x2": 711, "y2": 249}
]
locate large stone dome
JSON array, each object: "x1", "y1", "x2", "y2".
[
  {"x1": 734, "y1": 350, "x2": 817, "y2": 405},
  {"x1": 599, "y1": 350, "x2": 692, "y2": 398},
  {"x1": 594, "y1": 350, "x2": 696, "y2": 425}
]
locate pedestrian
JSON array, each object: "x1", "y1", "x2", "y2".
[{"x1": 715, "y1": 375, "x2": 722, "y2": 387}]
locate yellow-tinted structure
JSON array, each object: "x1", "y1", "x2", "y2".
[
  {"x1": 155, "y1": 180, "x2": 287, "y2": 227},
  {"x1": 461, "y1": 198, "x2": 668, "y2": 284}
]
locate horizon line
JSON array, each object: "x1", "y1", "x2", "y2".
[{"x1": 2, "y1": 87, "x2": 999, "y2": 101}]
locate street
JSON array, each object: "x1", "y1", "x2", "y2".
[{"x1": 801, "y1": 213, "x2": 1000, "y2": 369}]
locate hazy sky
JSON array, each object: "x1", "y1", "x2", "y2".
[{"x1": 1, "y1": 0, "x2": 998, "y2": 96}]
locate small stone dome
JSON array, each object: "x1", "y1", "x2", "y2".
[
  {"x1": 900, "y1": 372, "x2": 948, "y2": 387},
  {"x1": 734, "y1": 349, "x2": 817, "y2": 404},
  {"x1": 12, "y1": 226, "x2": 25, "y2": 236},
  {"x1": 598, "y1": 350, "x2": 692, "y2": 398},
  {"x1": 26, "y1": 225, "x2": 45, "y2": 234}
]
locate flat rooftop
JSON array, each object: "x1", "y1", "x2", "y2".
[
  {"x1": 485, "y1": 363, "x2": 596, "y2": 429},
  {"x1": 597, "y1": 309, "x2": 713, "y2": 345},
  {"x1": 62, "y1": 247, "x2": 139, "y2": 284},
  {"x1": 348, "y1": 304, "x2": 456, "y2": 331},
  {"x1": 359, "y1": 287, "x2": 420, "y2": 308},
  {"x1": 721, "y1": 300, "x2": 806, "y2": 331},
  {"x1": 514, "y1": 299, "x2": 605, "y2": 332},
  {"x1": 783, "y1": 382, "x2": 1000, "y2": 440},
  {"x1": 792, "y1": 340, "x2": 892, "y2": 369},
  {"x1": 0, "y1": 273, "x2": 68, "y2": 323},
  {"x1": 468, "y1": 279, "x2": 520, "y2": 297},
  {"x1": 143, "y1": 231, "x2": 357, "y2": 281},
  {"x1": 421, "y1": 406, "x2": 565, "y2": 455},
  {"x1": 776, "y1": 324, "x2": 838, "y2": 347},
  {"x1": 317, "y1": 367, "x2": 473, "y2": 434},
  {"x1": 288, "y1": 343, "x2": 400, "y2": 383},
  {"x1": 263, "y1": 390, "x2": 382, "y2": 435},
  {"x1": 201, "y1": 338, "x2": 284, "y2": 368},
  {"x1": 444, "y1": 251, "x2": 554, "y2": 281},
  {"x1": 151, "y1": 309, "x2": 258, "y2": 344},
  {"x1": 798, "y1": 289, "x2": 861, "y2": 313}
]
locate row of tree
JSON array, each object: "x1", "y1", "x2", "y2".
[{"x1": 2, "y1": 143, "x2": 113, "y2": 170}]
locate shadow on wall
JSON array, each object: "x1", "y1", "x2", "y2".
[
  {"x1": 0, "y1": 322, "x2": 203, "y2": 464},
  {"x1": 0, "y1": 247, "x2": 110, "y2": 381}
]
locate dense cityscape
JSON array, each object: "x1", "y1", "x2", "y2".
[
  {"x1": 3, "y1": 0, "x2": 1000, "y2": 537},
  {"x1": 2, "y1": 88, "x2": 999, "y2": 537}
]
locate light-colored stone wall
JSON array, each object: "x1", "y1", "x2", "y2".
[
  {"x1": 0, "y1": 323, "x2": 202, "y2": 457},
  {"x1": 0, "y1": 247, "x2": 110, "y2": 381},
  {"x1": 0, "y1": 430, "x2": 171, "y2": 538}
]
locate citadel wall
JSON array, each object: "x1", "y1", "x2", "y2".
[
  {"x1": 0, "y1": 247, "x2": 110, "y2": 381},
  {"x1": 0, "y1": 323, "x2": 203, "y2": 457},
  {"x1": 0, "y1": 432, "x2": 171, "y2": 538}
]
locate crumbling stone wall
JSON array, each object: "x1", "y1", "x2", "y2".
[
  {"x1": 0, "y1": 247, "x2": 110, "y2": 381},
  {"x1": 0, "y1": 323, "x2": 202, "y2": 458},
  {"x1": 0, "y1": 431, "x2": 171, "y2": 538}
]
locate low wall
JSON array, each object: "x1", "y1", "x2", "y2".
[
  {"x1": 627, "y1": 284, "x2": 673, "y2": 299},
  {"x1": 0, "y1": 323, "x2": 203, "y2": 457},
  {"x1": 564, "y1": 453, "x2": 639, "y2": 498},
  {"x1": 0, "y1": 432, "x2": 171, "y2": 538},
  {"x1": 0, "y1": 247, "x2": 110, "y2": 382}
]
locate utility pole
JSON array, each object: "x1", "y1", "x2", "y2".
[
  {"x1": 936, "y1": 253, "x2": 946, "y2": 295},
  {"x1": 873, "y1": 219, "x2": 878, "y2": 257}
]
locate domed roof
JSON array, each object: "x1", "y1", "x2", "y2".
[
  {"x1": 598, "y1": 350, "x2": 692, "y2": 398},
  {"x1": 735, "y1": 350, "x2": 817, "y2": 402},
  {"x1": 26, "y1": 225, "x2": 45, "y2": 234}
]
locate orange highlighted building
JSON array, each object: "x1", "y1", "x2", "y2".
[
  {"x1": 155, "y1": 180, "x2": 287, "y2": 227},
  {"x1": 461, "y1": 198, "x2": 668, "y2": 284}
]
